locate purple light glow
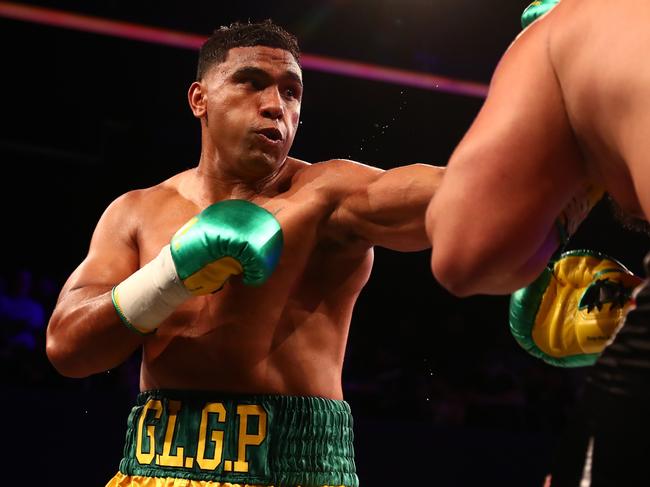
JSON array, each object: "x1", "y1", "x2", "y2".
[{"x1": 0, "y1": 1, "x2": 488, "y2": 98}]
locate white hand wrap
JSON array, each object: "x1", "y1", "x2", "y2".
[{"x1": 112, "y1": 245, "x2": 192, "y2": 334}]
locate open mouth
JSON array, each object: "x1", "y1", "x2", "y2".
[{"x1": 256, "y1": 128, "x2": 283, "y2": 143}]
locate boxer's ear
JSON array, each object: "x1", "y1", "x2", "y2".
[{"x1": 188, "y1": 82, "x2": 206, "y2": 118}]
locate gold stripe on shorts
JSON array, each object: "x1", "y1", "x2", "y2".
[{"x1": 107, "y1": 471, "x2": 348, "y2": 487}]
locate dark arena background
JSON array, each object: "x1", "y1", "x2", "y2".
[{"x1": 1, "y1": 1, "x2": 648, "y2": 485}]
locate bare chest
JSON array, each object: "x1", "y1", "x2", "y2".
[
  {"x1": 137, "y1": 189, "x2": 372, "y2": 332},
  {"x1": 135, "y1": 189, "x2": 373, "y2": 394}
]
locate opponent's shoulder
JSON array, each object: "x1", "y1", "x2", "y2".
[{"x1": 544, "y1": 0, "x2": 633, "y2": 69}]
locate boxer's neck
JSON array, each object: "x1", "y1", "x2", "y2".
[{"x1": 192, "y1": 156, "x2": 292, "y2": 204}]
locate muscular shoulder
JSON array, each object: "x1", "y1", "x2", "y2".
[
  {"x1": 98, "y1": 171, "x2": 191, "y2": 243},
  {"x1": 545, "y1": 0, "x2": 649, "y2": 89},
  {"x1": 107, "y1": 180, "x2": 177, "y2": 220},
  {"x1": 547, "y1": 2, "x2": 649, "y2": 143},
  {"x1": 309, "y1": 158, "x2": 382, "y2": 180},
  {"x1": 291, "y1": 158, "x2": 383, "y2": 199}
]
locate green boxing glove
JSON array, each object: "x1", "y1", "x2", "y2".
[
  {"x1": 509, "y1": 250, "x2": 642, "y2": 367},
  {"x1": 521, "y1": 0, "x2": 560, "y2": 29},
  {"x1": 112, "y1": 199, "x2": 283, "y2": 335},
  {"x1": 171, "y1": 199, "x2": 283, "y2": 293}
]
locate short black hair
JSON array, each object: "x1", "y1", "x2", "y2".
[{"x1": 196, "y1": 20, "x2": 301, "y2": 80}]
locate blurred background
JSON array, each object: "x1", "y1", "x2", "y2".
[{"x1": 1, "y1": 1, "x2": 648, "y2": 485}]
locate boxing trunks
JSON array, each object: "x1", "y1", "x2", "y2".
[{"x1": 106, "y1": 390, "x2": 358, "y2": 487}]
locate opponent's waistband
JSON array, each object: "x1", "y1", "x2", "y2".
[{"x1": 117, "y1": 390, "x2": 358, "y2": 487}]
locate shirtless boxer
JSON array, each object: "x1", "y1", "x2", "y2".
[
  {"x1": 46, "y1": 20, "x2": 443, "y2": 487},
  {"x1": 427, "y1": 0, "x2": 650, "y2": 484}
]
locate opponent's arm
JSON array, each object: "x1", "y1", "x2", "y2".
[
  {"x1": 427, "y1": 3, "x2": 591, "y2": 296},
  {"x1": 327, "y1": 160, "x2": 444, "y2": 251}
]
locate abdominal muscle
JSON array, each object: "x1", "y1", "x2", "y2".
[
  {"x1": 137, "y1": 260, "x2": 366, "y2": 400},
  {"x1": 132, "y1": 164, "x2": 374, "y2": 400}
]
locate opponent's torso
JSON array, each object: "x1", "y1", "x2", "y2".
[
  {"x1": 132, "y1": 162, "x2": 373, "y2": 399},
  {"x1": 546, "y1": 0, "x2": 650, "y2": 400},
  {"x1": 550, "y1": 0, "x2": 650, "y2": 219}
]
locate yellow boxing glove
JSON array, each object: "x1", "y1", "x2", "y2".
[{"x1": 509, "y1": 250, "x2": 642, "y2": 367}]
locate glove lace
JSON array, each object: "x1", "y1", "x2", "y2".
[{"x1": 580, "y1": 278, "x2": 632, "y2": 312}]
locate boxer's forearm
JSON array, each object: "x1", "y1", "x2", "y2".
[
  {"x1": 347, "y1": 164, "x2": 444, "y2": 251},
  {"x1": 46, "y1": 287, "x2": 145, "y2": 378}
]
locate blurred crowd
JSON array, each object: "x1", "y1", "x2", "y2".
[
  {"x1": 0, "y1": 268, "x2": 57, "y2": 386},
  {"x1": 1, "y1": 266, "x2": 583, "y2": 434},
  {"x1": 0, "y1": 267, "x2": 140, "y2": 395},
  {"x1": 343, "y1": 303, "x2": 586, "y2": 434}
]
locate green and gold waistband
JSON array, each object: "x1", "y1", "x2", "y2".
[{"x1": 116, "y1": 390, "x2": 358, "y2": 487}]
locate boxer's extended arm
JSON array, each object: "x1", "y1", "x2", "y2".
[
  {"x1": 427, "y1": 7, "x2": 590, "y2": 296},
  {"x1": 327, "y1": 160, "x2": 444, "y2": 251},
  {"x1": 46, "y1": 192, "x2": 145, "y2": 378}
]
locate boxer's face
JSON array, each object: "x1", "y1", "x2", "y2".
[{"x1": 190, "y1": 46, "x2": 302, "y2": 178}]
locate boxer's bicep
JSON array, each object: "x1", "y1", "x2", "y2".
[
  {"x1": 47, "y1": 192, "x2": 146, "y2": 377},
  {"x1": 429, "y1": 22, "x2": 586, "y2": 295},
  {"x1": 329, "y1": 161, "x2": 443, "y2": 251},
  {"x1": 62, "y1": 194, "x2": 140, "y2": 298},
  {"x1": 49, "y1": 195, "x2": 140, "y2": 350}
]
